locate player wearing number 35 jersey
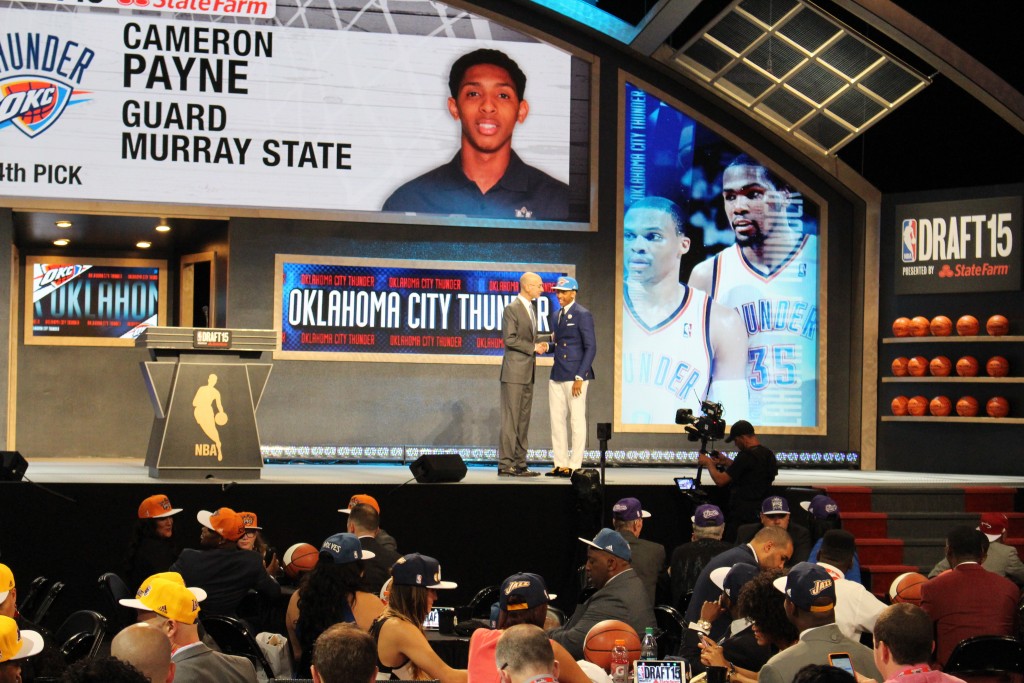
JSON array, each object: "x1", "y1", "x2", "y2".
[{"x1": 689, "y1": 155, "x2": 819, "y2": 427}]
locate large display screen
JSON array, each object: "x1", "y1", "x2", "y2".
[
  {"x1": 275, "y1": 256, "x2": 572, "y2": 363},
  {"x1": 617, "y1": 80, "x2": 824, "y2": 432},
  {"x1": 25, "y1": 256, "x2": 168, "y2": 346},
  {"x1": 0, "y1": 4, "x2": 591, "y2": 229}
]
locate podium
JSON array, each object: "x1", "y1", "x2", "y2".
[{"x1": 137, "y1": 327, "x2": 275, "y2": 480}]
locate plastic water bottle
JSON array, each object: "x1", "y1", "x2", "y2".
[
  {"x1": 641, "y1": 626, "x2": 658, "y2": 660},
  {"x1": 611, "y1": 639, "x2": 629, "y2": 683}
]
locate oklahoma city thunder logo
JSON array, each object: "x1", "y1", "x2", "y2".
[{"x1": 0, "y1": 78, "x2": 81, "y2": 138}]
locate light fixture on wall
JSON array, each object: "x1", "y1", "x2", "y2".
[
  {"x1": 53, "y1": 238, "x2": 70, "y2": 246},
  {"x1": 55, "y1": 220, "x2": 72, "y2": 229},
  {"x1": 155, "y1": 221, "x2": 170, "y2": 233},
  {"x1": 136, "y1": 240, "x2": 152, "y2": 249}
]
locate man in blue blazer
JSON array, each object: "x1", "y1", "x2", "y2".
[{"x1": 545, "y1": 276, "x2": 596, "y2": 477}]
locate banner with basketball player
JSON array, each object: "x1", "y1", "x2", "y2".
[
  {"x1": 0, "y1": 5, "x2": 591, "y2": 228},
  {"x1": 274, "y1": 255, "x2": 572, "y2": 364},
  {"x1": 893, "y1": 196, "x2": 1021, "y2": 295},
  {"x1": 616, "y1": 80, "x2": 823, "y2": 432}
]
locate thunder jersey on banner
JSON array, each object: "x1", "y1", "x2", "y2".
[
  {"x1": 708, "y1": 235, "x2": 818, "y2": 426},
  {"x1": 621, "y1": 286, "x2": 713, "y2": 425}
]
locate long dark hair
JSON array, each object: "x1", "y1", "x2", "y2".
[
  {"x1": 123, "y1": 518, "x2": 178, "y2": 579},
  {"x1": 296, "y1": 556, "x2": 364, "y2": 657}
]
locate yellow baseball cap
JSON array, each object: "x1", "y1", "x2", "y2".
[
  {"x1": 0, "y1": 564, "x2": 13, "y2": 605},
  {"x1": 0, "y1": 615, "x2": 43, "y2": 663},
  {"x1": 119, "y1": 576, "x2": 200, "y2": 624},
  {"x1": 145, "y1": 572, "x2": 208, "y2": 603}
]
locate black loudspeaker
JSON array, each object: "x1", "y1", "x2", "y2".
[
  {"x1": 0, "y1": 451, "x2": 28, "y2": 481},
  {"x1": 409, "y1": 453, "x2": 467, "y2": 483}
]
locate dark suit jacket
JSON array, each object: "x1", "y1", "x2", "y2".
[
  {"x1": 548, "y1": 568, "x2": 656, "y2": 659},
  {"x1": 683, "y1": 545, "x2": 758, "y2": 640},
  {"x1": 547, "y1": 301, "x2": 596, "y2": 382},
  {"x1": 618, "y1": 530, "x2": 665, "y2": 607},
  {"x1": 735, "y1": 522, "x2": 812, "y2": 567},
  {"x1": 170, "y1": 547, "x2": 281, "y2": 617},
  {"x1": 171, "y1": 642, "x2": 258, "y2": 683},
  {"x1": 359, "y1": 535, "x2": 400, "y2": 595},
  {"x1": 920, "y1": 562, "x2": 1020, "y2": 666},
  {"x1": 501, "y1": 297, "x2": 537, "y2": 384}
]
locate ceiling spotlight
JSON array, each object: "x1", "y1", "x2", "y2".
[
  {"x1": 136, "y1": 240, "x2": 152, "y2": 249},
  {"x1": 53, "y1": 238, "x2": 70, "y2": 246},
  {"x1": 55, "y1": 220, "x2": 72, "y2": 229},
  {"x1": 155, "y1": 223, "x2": 171, "y2": 233}
]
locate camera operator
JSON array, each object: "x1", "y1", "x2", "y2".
[{"x1": 697, "y1": 420, "x2": 778, "y2": 541}]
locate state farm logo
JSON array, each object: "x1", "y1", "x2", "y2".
[
  {"x1": 938, "y1": 264, "x2": 954, "y2": 278},
  {"x1": 116, "y1": 0, "x2": 150, "y2": 5}
]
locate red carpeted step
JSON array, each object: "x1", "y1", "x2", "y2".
[
  {"x1": 823, "y1": 486, "x2": 873, "y2": 512},
  {"x1": 862, "y1": 564, "x2": 921, "y2": 600},
  {"x1": 842, "y1": 512, "x2": 888, "y2": 537},
  {"x1": 962, "y1": 486, "x2": 1016, "y2": 513},
  {"x1": 1006, "y1": 513, "x2": 1024, "y2": 537},
  {"x1": 856, "y1": 538, "x2": 904, "y2": 565}
]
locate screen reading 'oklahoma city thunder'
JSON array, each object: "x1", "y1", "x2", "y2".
[{"x1": 619, "y1": 82, "x2": 821, "y2": 430}]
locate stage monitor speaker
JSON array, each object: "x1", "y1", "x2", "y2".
[
  {"x1": 0, "y1": 451, "x2": 28, "y2": 481},
  {"x1": 410, "y1": 453, "x2": 466, "y2": 483}
]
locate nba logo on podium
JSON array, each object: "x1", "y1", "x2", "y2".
[{"x1": 901, "y1": 220, "x2": 917, "y2": 262}]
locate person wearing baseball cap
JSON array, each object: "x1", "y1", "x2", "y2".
[
  {"x1": 346, "y1": 503, "x2": 401, "y2": 595},
  {"x1": 339, "y1": 494, "x2": 398, "y2": 552},
  {"x1": 927, "y1": 512, "x2": 1024, "y2": 585},
  {"x1": 0, "y1": 614, "x2": 44, "y2": 683},
  {"x1": 466, "y1": 573, "x2": 589, "y2": 683},
  {"x1": 125, "y1": 495, "x2": 183, "y2": 590},
  {"x1": 544, "y1": 275, "x2": 596, "y2": 479},
  {"x1": 735, "y1": 496, "x2": 812, "y2": 568},
  {"x1": 169, "y1": 507, "x2": 280, "y2": 618},
  {"x1": 668, "y1": 504, "x2": 732, "y2": 611},
  {"x1": 801, "y1": 496, "x2": 864, "y2": 585},
  {"x1": 695, "y1": 563, "x2": 768, "y2": 676},
  {"x1": 236, "y1": 512, "x2": 281, "y2": 581},
  {"x1": 120, "y1": 575, "x2": 258, "y2": 683},
  {"x1": 548, "y1": 529, "x2": 656, "y2": 660},
  {"x1": 369, "y1": 554, "x2": 466, "y2": 682},
  {"x1": 0, "y1": 565, "x2": 15, "y2": 620},
  {"x1": 758, "y1": 563, "x2": 880, "y2": 683},
  {"x1": 610, "y1": 497, "x2": 664, "y2": 608}
]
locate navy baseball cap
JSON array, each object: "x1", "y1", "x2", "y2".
[
  {"x1": 800, "y1": 495, "x2": 840, "y2": 520},
  {"x1": 710, "y1": 563, "x2": 759, "y2": 599},
  {"x1": 773, "y1": 562, "x2": 836, "y2": 612},
  {"x1": 691, "y1": 504, "x2": 724, "y2": 527},
  {"x1": 320, "y1": 533, "x2": 374, "y2": 564},
  {"x1": 390, "y1": 553, "x2": 457, "y2": 589},
  {"x1": 761, "y1": 496, "x2": 790, "y2": 516},
  {"x1": 499, "y1": 573, "x2": 555, "y2": 611},
  {"x1": 724, "y1": 420, "x2": 755, "y2": 443},
  {"x1": 579, "y1": 528, "x2": 632, "y2": 561},
  {"x1": 553, "y1": 276, "x2": 579, "y2": 291},
  {"x1": 612, "y1": 497, "x2": 651, "y2": 522}
]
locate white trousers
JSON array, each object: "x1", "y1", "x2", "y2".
[{"x1": 548, "y1": 379, "x2": 589, "y2": 470}]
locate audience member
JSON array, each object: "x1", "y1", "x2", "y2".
[
  {"x1": 369, "y1": 553, "x2": 467, "y2": 682},
  {"x1": 125, "y1": 495, "x2": 183, "y2": 590},
  {"x1": 694, "y1": 563, "x2": 766, "y2": 674},
  {"x1": 792, "y1": 664, "x2": 856, "y2": 683},
  {"x1": 495, "y1": 624, "x2": 559, "y2": 683},
  {"x1": 121, "y1": 573, "x2": 258, "y2": 683},
  {"x1": 685, "y1": 526, "x2": 792, "y2": 642},
  {"x1": 0, "y1": 565, "x2": 15, "y2": 619},
  {"x1": 111, "y1": 622, "x2": 175, "y2": 683},
  {"x1": 347, "y1": 503, "x2": 401, "y2": 595},
  {"x1": 669, "y1": 505, "x2": 732, "y2": 612},
  {"x1": 236, "y1": 512, "x2": 280, "y2": 579},
  {"x1": 611, "y1": 497, "x2": 665, "y2": 607},
  {"x1": 928, "y1": 513, "x2": 1024, "y2": 585},
  {"x1": 804, "y1": 496, "x2": 862, "y2": 585},
  {"x1": 467, "y1": 573, "x2": 588, "y2": 683},
  {"x1": 548, "y1": 529, "x2": 656, "y2": 659},
  {"x1": 859, "y1": 603, "x2": 967, "y2": 683},
  {"x1": 920, "y1": 525, "x2": 1020, "y2": 667},
  {"x1": 287, "y1": 533, "x2": 384, "y2": 677},
  {"x1": 169, "y1": 507, "x2": 281, "y2": 617},
  {"x1": 310, "y1": 622, "x2": 377, "y2": 683},
  {"x1": 339, "y1": 494, "x2": 398, "y2": 551},
  {"x1": 59, "y1": 656, "x2": 149, "y2": 683},
  {"x1": 815, "y1": 530, "x2": 885, "y2": 640},
  {"x1": 735, "y1": 496, "x2": 812, "y2": 567},
  {"x1": 0, "y1": 615, "x2": 43, "y2": 683},
  {"x1": 758, "y1": 563, "x2": 880, "y2": 683}
]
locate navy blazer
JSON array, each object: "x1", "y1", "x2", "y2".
[{"x1": 547, "y1": 301, "x2": 596, "y2": 382}]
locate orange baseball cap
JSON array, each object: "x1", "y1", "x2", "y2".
[
  {"x1": 138, "y1": 495, "x2": 182, "y2": 519},
  {"x1": 338, "y1": 494, "x2": 380, "y2": 514},
  {"x1": 238, "y1": 511, "x2": 261, "y2": 531},
  {"x1": 196, "y1": 508, "x2": 245, "y2": 542}
]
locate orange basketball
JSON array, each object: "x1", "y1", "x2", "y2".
[
  {"x1": 907, "y1": 356, "x2": 929, "y2": 377},
  {"x1": 956, "y1": 356, "x2": 979, "y2": 377},
  {"x1": 986, "y1": 396, "x2": 1010, "y2": 418},
  {"x1": 986, "y1": 314, "x2": 1010, "y2": 336},
  {"x1": 986, "y1": 356, "x2": 1010, "y2": 378},
  {"x1": 891, "y1": 357, "x2": 909, "y2": 376},
  {"x1": 892, "y1": 317, "x2": 911, "y2": 337},
  {"x1": 930, "y1": 315, "x2": 953, "y2": 336},
  {"x1": 910, "y1": 316, "x2": 931, "y2": 336},
  {"x1": 956, "y1": 396, "x2": 979, "y2": 417},
  {"x1": 282, "y1": 542, "x2": 319, "y2": 579},
  {"x1": 891, "y1": 396, "x2": 909, "y2": 416},
  {"x1": 583, "y1": 620, "x2": 641, "y2": 671},
  {"x1": 929, "y1": 356, "x2": 952, "y2": 377},
  {"x1": 929, "y1": 396, "x2": 952, "y2": 416},
  {"x1": 890, "y1": 572, "x2": 928, "y2": 605},
  {"x1": 956, "y1": 315, "x2": 980, "y2": 336},
  {"x1": 907, "y1": 396, "x2": 929, "y2": 416}
]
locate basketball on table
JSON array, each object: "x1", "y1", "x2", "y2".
[
  {"x1": 892, "y1": 317, "x2": 911, "y2": 337},
  {"x1": 956, "y1": 396, "x2": 979, "y2": 417},
  {"x1": 956, "y1": 356, "x2": 979, "y2": 377},
  {"x1": 956, "y1": 315, "x2": 980, "y2": 336},
  {"x1": 986, "y1": 397, "x2": 1010, "y2": 418},
  {"x1": 929, "y1": 396, "x2": 952, "y2": 416},
  {"x1": 890, "y1": 572, "x2": 928, "y2": 605},
  {"x1": 986, "y1": 356, "x2": 1010, "y2": 378},
  {"x1": 907, "y1": 357, "x2": 929, "y2": 377},
  {"x1": 986, "y1": 314, "x2": 1010, "y2": 336},
  {"x1": 910, "y1": 316, "x2": 931, "y2": 336},
  {"x1": 930, "y1": 315, "x2": 953, "y2": 336},
  {"x1": 891, "y1": 396, "x2": 909, "y2": 416},
  {"x1": 283, "y1": 542, "x2": 319, "y2": 579},
  {"x1": 583, "y1": 620, "x2": 640, "y2": 671},
  {"x1": 907, "y1": 396, "x2": 929, "y2": 416},
  {"x1": 891, "y1": 357, "x2": 909, "y2": 376},
  {"x1": 929, "y1": 356, "x2": 952, "y2": 377}
]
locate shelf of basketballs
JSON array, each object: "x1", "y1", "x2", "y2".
[{"x1": 882, "y1": 313, "x2": 1018, "y2": 421}]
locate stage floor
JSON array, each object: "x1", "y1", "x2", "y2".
[{"x1": 22, "y1": 458, "x2": 1024, "y2": 488}]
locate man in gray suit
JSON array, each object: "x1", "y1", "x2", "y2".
[
  {"x1": 928, "y1": 512, "x2": 1024, "y2": 585},
  {"x1": 611, "y1": 497, "x2": 665, "y2": 607},
  {"x1": 499, "y1": 271, "x2": 548, "y2": 476},
  {"x1": 758, "y1": 563, "x2": 880, "y2": 683},
  {"x1": 548, "y1": 528, "x2": 657, "y2": 659}
]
